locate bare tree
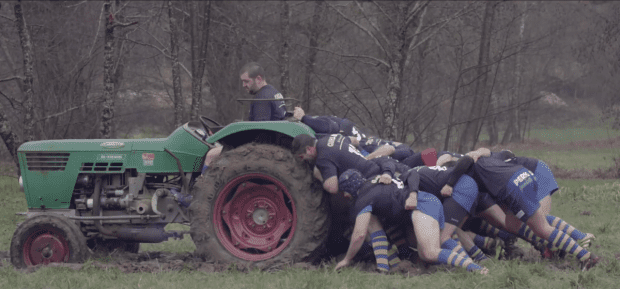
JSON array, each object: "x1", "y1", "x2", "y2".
[
  {"x1": 278, "y1": 1, "x2": 291, "y2": 97},
  {"x1": 302, "y1": 1, "x2": 324, "y2": 111},
  {"x1": 501, "y1": 2, "x2": 528, "y2": 144},
  {"x1": 189, "y1": 1, "x2": 212, "y2": 121},
  {"x1": 101, "y1": 0, "x2": 137, "y2": 138},
  {"x1": 13, "y1": 1, "x2": 34, "y2": 142},
  {"x1": 458, "y1": 1, "x2": 497, "y2": 152},
  {"x1": 168, "y1": 1, "x2": 184, "y2": 127}
]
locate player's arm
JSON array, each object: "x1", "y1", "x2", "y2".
[
  {"x1": 313, "y1": 166, "x2": 323, "y2": 182},
  {"x1": 301, "y1": 116, "x2": 333, "y2": 134},
  {"x1": 404, "y1": 170, "x2": 420, "y2": 210},
  {"x1": 365, "y1": 144, "x2": 395, "y2": 160},
  {"x1": 442, "y1": 155, "x2": 474, "y2": 197},
  {"x1": 466, "y1": 148, "x2": 490, "y2": 162},
  {"x1": 323, "y1": 176, "x2": 339, "y2": 194},
  {"x1": 335, "y1": 211, "x2": 372, "y2": 271}
]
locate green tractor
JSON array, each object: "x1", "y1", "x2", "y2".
[{"x1": 11, "y1": 116, "x2": 331, "y2": 268}]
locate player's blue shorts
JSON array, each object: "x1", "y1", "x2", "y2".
[
  {"x1": 415, "y1": 191, "x2": 445, "y2": 230},
  {"x1": 452, "y1": 175, "x2": 479, "y2": 214},
  {"x1": 502, "y1": 168, "x2": 540, "y2": 222},
  {"x1": 534, "y1": 161, "x2": 558, "y2": 201}
]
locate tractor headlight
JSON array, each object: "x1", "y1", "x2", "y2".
[{"x1": 19, "y1": 176, "x2": 24, "y2": 192}]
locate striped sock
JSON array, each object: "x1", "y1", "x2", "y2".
[
  {"x1": 467, "y1": 245, "x2": 488, "y2": 262},
  {"x1": 387, "y1": 244, "x2": 402, "y2": 268},
  {"x1": 371, "y1": 230, "x2": 390, "y2": 272},
  {"x1": 473, "y1": 234, "x2": 494, "y2": 250},
  {"x1": 441, "y1": 239, "x2": 468, "y2": 258},
  {"x1": 437, "y1": 249, "x2": 481, "y2": 272},
  {"x1": 546, "y1": 215, "x2": 587, "y2": 240},
  {"x1": 480, "y1": 220, "x2": 515, "y2": 241},
  {"x1": 517, "y1": 223, "x2": 549, "y2": 247},
  {"x1": 547, "y1": 229, "x2": 591, "y2": 262}
]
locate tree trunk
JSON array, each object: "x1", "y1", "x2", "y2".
[
  {"x1": 101, "y1": 0, "x2": 115, "y2": 139},
  {"x1": 302, "y1": 0, "x2": 324, "y2": 112},
  {"x1": 190, "y1": 1, "x2": 212, "y2": 121},
  {"x1": 278, "y1": 1, "x2": 291, "y2": 98},
  {"x1": 14, "y1": 1, "x2": 35, "y2": 142},
  {"x1": 384, "y1": 59, "x2": 403, "y2": 140},
  {"x1": 458, "y1": 2, "x2": 496, "y2": 152},
  {"x1": 0, "y1": 109, "x2": 21, "y2": 174},
  {"x1": 444, "y1": 46, "x2": 465, "y2": 152},
  {"x1": 502, "y1": 2, "x2": 527, "y2": 144},
  {"x1": 168, "y1": 1, "x2": 184, "y2": 127}
]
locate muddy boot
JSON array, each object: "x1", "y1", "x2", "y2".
[
  {"x1": 501, "y1": 236, "x2": 525, "y2": 260},
  {"x1": 480, "y1": 237, "x2": 499, "y2": 257}
]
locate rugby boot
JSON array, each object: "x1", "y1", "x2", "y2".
[
  {"x1": 580, "y1": 254, "x2": 601, "y2": 271},
  {"x1": 502, "y1": 236, "x2": 525, "y2": 260}
]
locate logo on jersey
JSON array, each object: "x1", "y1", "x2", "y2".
[
  {"x1": 370, "y1": 175, "x2": 404, "y2": 189},
  {"x1": 513, "y1": 170, "x2": 535, "y2": 190},
  {"x1": 348, "y1": 144, "x2": 365, "y2": 158},
  {"x1": 427, "y1": 166, "x2": 448, "y2": 171},
  {"x1": 327, "y1": 135, "x2": 337, "y2": 147},
  {"x1": 274, "y1": 93, "x2": 283, "y2": 99}
]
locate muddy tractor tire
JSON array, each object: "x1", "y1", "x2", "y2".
[
  {"x1": 190, "y1": 143, "x2": 330, "y2": 267},
  {"x1": 10, "y1": 214, "x2": 89, "y2": 269}
]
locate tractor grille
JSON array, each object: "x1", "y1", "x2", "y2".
[
  {"x1": 81, "y1": 162, "x2": 124, "y2": 172},
  {"x1": 26, "y1": 152, "x2": 70, "y2": 171}
]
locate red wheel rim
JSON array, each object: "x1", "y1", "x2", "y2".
[
  {"x1": 23, "y1": 227, "x2": 70, "y2": 266},
  {"x1": 213, "y1": 173, "x2": 297, "y2": 261}
]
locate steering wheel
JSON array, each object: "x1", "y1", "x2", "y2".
[{"x1": 199, "y1": 116, "x2": 223, "y2": 140}]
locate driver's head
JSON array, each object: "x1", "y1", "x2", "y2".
[
  {"x1": 239, "y1": 62, "x2": 266, "y2": 94},
  {"x1": 338, "y1": 169, "x2": 365, "y2": 199}
]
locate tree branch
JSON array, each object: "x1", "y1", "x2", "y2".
[
  {"x1": 296, "y1": 42, "x2": 389, "y2": 67},
  {"x1": 326, "y1": 2, "x2": 390, "y2": 62},
  {"x1": 0, "y1": 76, "x2": 22, "y2": 83},
  {"x1": 355, "y1": 1, "x2": 390, "y2": 47},
  {"x1": 36, "y1": 104, "x2": 89, "y2": 122}
]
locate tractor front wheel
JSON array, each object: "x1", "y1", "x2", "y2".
[
  {"x1": 10, "y1": 214, "x2": 88, "y2": 269},
  {"x1": 190, "y1": 143, "x2": 330, "y2": 267}
]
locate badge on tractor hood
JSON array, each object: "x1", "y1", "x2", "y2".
[
  {"x1": 142, "y1": 153, "x2": 155, "y2": 166},
  {"x1": 100, "y1": 141, "x2": 125, "y2": 149}
]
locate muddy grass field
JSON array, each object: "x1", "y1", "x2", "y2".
[{"x1": 0, "y1": 137, "x2": 619, "y2": 288}]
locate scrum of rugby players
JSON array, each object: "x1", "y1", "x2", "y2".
[{"x1": 291, "y1": 107, "x2": 599, "y2": 274}]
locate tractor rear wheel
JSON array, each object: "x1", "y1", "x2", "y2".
[
  {"x1": 10, "y1": 214, "x2": 89, "y2": 269},
  {"x1": 190, "y1": 143, "x2": 330, "y2": 267}
]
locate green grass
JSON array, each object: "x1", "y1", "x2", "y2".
[
  {"x1": 0, "y1": 176, "x2": 26, "y2": 252},
  {"x1": 523, "y1": 127, "x2": 620, "y2": 144},
  {"x1": 1, "y1": 177, "x2": 619, "y2": 289},
  {"x1": 511, "y1": 147, "x2": 619, "y2": 171}
]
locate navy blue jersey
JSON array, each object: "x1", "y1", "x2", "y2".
[
  {"x1": 412, "y1": 166, "x2": 452, "y2": 194},
  {"x1": 248, "y1": 84, "x2": 287, "y2": 121},
  {"x1": 358, "y1": 137, "x2": 392, "y2": 153},
  {"x1": 337, "y1": 117, "x2": 367, "y2": 141},
  {"x1": 472, "y1": 157, "x2": 525, "y2": 198},
  {"x1": 315, "y1": 134, "x2": 393, "y2": 181},
  {"x1": 506, "y1": 157, "x2": 539, "y2": 172},
  {"x1": 359, "y1": 137, "x2": 414, "y2": 161},
  {"x1": 301, "y1": 115, "x2": 340, "y2": 134},
  {"x1": 350, "y1": 171, "x2": 420, "y2": 225}
]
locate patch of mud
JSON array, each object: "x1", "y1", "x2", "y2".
[{"x1": 1, "y1": 245, "x2": 613, "y2": 275}]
